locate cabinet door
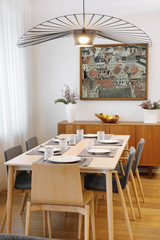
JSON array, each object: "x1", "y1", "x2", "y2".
[
  {"x1": 136, "y1": 126, "x2": 160, "y2": 166},
  {"x1": 73, "y1": 124, "x2": 85, "y2": 134},
  {"x1": 58, "y1": 124, "x2": 74, "y2": 134},
  {"x1": 84, "y1": 125, "x2": 109, "y2": 134},
  {"x1": 110, "y1": 125, "x2": 135, "y2": 148}
]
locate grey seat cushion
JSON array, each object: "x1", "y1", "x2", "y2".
[
  {"x1": 14, "y1": 171, "x2": 31, "y2": 189},
  {"x1": 0, "y1": 234, "x2": 52, "y2": 240},
  {"x1": 84, "y1": 173, "x2": 126, "y2": 193}
]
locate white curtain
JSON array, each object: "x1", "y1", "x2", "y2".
[{"x1": 0, "y1": 0, "x2": 34, "y2": 190}]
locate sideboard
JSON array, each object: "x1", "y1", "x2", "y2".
[{"x1": 58, "y1": 121, "x2": 160, "y2": 171}]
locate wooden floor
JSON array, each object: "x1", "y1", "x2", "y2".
[{"x1": 0, "y1": 173, "x2": 160, "y2": 240}]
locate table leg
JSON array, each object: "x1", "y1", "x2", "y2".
[
  {"x1": 6, "y1": 166, "x2": 14, "y2": 233},
  {"x1": 106, "y1": 170, "x2": 114, "y2": 240}
]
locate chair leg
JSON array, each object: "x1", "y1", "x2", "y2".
[
  {"x1": 135, "y1": 169, "x2": 145, "y2": 203},
  {"x1": 47, "y1": 211, "x2": 52, "y2": 238},
  {"x1": 20, "y1": 192, "x2": 28, "y2": 215},
  {"x1": 94, "y1": 193, "x2": 98, "y2": 215},
  {"x1": 125, "y1": 184, "x2": 136, "y2": 221},
  {"x1": 90, "y1": 196, "x2": 96, "y2": 240},
  {"x1": 119, "y1": 161, "x2": 125, "y2": 176},
  {"x1": 0, "y1": 205, "x2": 7, "y2": 232},
  {"x1": 115, "y1": 173, "x2": 134, "y2": 240},
  {"x1": 84, "y1": 205, "x2": 90, "y2": 240},
  {"x1": 130, "y1": 171, "x2": 142, "y2": 218},
  {"x1": 78, "y1": 214, "x2": 83, "y2": 240},
  {"x1": 25, "y1": 201, "x2": 31, "y2": 236},
  {"x1": 43, "y1": 211, "x2": 47, "y2": 237}
]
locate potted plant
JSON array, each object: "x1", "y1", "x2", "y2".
[
  {"x1": 55, "y1": 85, "x2": 79, "y2": 122},
  {"x1": 139, "y1": 100, "x2": 160, "y2": 123}
]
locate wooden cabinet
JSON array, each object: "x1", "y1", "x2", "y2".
[
  {"x1": 110, "y1": 125, "x2": 135, "y2": 148},
  {"x1": 58, "y1": 121, "x2": 160, "y2": 167},
  {"x1": 136, "y1": 125, "x2": 160, "y2": 166}
]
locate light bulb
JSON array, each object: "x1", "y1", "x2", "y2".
[{"x1": 78, "y1": 36, "x2": 89, "y2": 44}]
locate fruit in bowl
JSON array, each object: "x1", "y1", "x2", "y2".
[{"x1": 95, "y1": 113, "x2": 119, "y2": 123}]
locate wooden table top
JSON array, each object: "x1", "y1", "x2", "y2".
[{"x1": 4, "y1": 134, "x2": 130, "y2": 172}]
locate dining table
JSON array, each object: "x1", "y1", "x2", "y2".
[{"x1": 4, "y1": 134, "x2": 130, "y2": 240}]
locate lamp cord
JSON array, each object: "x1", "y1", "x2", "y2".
[{"x1": 83, "y1": 0, "x2": 85, "y2": 29}]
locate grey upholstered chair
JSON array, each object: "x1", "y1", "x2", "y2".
[
  {"x1": 0, "y1": 233, "x2": 52, "y2": 240},
  {"x1": 0, "y1": 145, "x2": 31, "y2": 233},
  {"x1": 116, "y1": 138, "x2": 145, "y2": 203},
  {"x1": 84, "y1": 147, "x2": 136, "y2": 240},
  {"x1": 25, "y1": 136, "x2": 38, "y2": 151}
]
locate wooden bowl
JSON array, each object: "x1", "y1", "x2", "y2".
[{"x1": 95, "y1": 113, "x2": 119, "y2": 123}]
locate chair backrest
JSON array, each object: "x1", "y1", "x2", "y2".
[
  {"x1": 132, "y1": 138, "x2": 145, "y2": 173},
  {"x1": 25, "y1": 136, "x2": 38, "y2": 151},
  {"x1": 31, "y1": 163, "x2": 84, "y2": 206},
  {"x1": 4, "y1": 145, "x2": 23, "y2": 162},
  {"x1": 120, "y1": 146, "x2": 136, "y2": 190}
]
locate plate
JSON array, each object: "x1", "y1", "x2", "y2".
[
  {"x1": 84, "y1": 134, "x2": 97, "y2": 138},
  {"x1": 48, "y1": 155, "x2": 81, "y2": 163},
  {"x1": 88, "y1": 148, "x2": 111, "y2": 154},
  {"x1": 52, "y1": 139, "x2": 69, "y2": 143},
  {"x1": 100, "y1": 140, "x2": 119, "y2": 144},
  {"x1": 38, "y1": 147, "x2": 60, "y2": 152}
]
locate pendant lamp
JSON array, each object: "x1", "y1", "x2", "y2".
[{"x1": 17, "y1": 0, "x2": 152, "y2": 47}]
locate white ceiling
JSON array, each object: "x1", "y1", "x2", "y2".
[{"x1": 30, "y1": 0, "x2": 160, "y2": 27}]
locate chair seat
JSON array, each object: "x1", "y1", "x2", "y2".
[
  {"x1": 84, "y1": 173, "x2": 127, "y2": 193},
  {"x1": 115, "y1": 163, "x2": 127, "y2": 175},
  {"x1": 15, "y1": 171, "x2": 31, "y2": 189}
]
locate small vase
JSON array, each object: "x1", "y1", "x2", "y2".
[
  {"x1": 144, "y1": 109, "x2": 159, "y2": 123},
  {"x1": 65, "y1": 103, "x2": 77, "y2": 122}
]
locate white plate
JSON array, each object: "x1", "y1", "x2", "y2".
[
  {"x1": 48, "y1": 155, "x2": 81, "y2": 163},
  {"x1": 88, "y1": 148, "x2": 111, "y2": 154},
  {"x1": 38, "y1": 147, "x2": 60, "y2": 153},
  {"x1": 52, "y1": 139, "x2": 69, "y2": 143},
  {"x1": 84, "y1": 134, "x2": 97, "y2": 138},
  {"x1": 100, "y1": 140, "x2": 119, "y2": 144}
]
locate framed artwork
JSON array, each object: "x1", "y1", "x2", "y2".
[{"x1": 80, "y1": 43, "x2": 148, "y2": 100}]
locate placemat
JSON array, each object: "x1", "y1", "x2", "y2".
[
  {"x1": 36, "y1": 157, "x2": 93, "y2": 167},
  {"x1": 26, "y1": 147, "x2": 70, "y2": 155},
  {"x1": 77, "y1": 148, "x2": 118, "y2": 158},
  {"x1": 46, "y1": 139, "x2": 81, "y2": 146},
  {"x1": 83, "y1": 134, "x2": 112, "y2": 139},
  {"x1": 94, "y1": 139, "x2": 124, "y2": 146}
]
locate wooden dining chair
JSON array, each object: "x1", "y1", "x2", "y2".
[
  {"x1": 0, "y1": 145, "x2": 31, "y2": 233},
  {"x1": 84, "y1": 147, "x2": 136, "y2": 240},
  {"x1": 25, "y1": 163, "x2": 95, "y2": 240},
  {"x1": 25, "y1": 136, "x2": 38, "y2": 151}
]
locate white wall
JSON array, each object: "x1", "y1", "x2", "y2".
[{"x1": 28, "y1": 0, "x2": 160, "y2": 143}]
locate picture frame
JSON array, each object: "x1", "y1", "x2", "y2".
[{"x1": 80, "y1": 43, "x2": 148, "y2": 100}]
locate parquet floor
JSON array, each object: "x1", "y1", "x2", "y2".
[{"x1": 0, "y1": 173, "x2": 160, "y2": 240}]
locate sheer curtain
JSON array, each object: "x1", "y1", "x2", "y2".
[{"x1": 0, "y1": 0, "x2": 34, "y2": 190}]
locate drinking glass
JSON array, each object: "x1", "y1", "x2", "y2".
[
  {"x1": 97, "y1": 131, "x2": 105, "y2": 141},
  {"x1": 76, "y1": 129, "x2": 84, "y2": 140},
  {"x1": 85, "y1": 139, "x2": 94, "y2": 151},
  {"x1": 59, "y1": 138, "x2": 68, "y2": 151},
  {"x1": 44, "y1": 146, "x2": 54, "y2": 160},
  {"x1": 69, "y1": 134, "x2": 77, "y2": 145}
]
